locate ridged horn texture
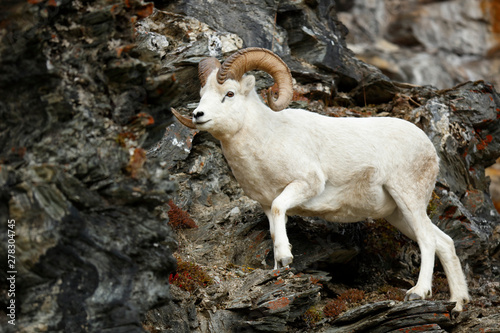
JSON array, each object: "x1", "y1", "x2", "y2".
[
  {"x1": 217, "y1": 47, "x2": 293, "y2": 111},
  {"x1": 198, "y1": 57, "x2": 221, "y2": 87},
  {"x1": 171, "y1": 108, "x2": 196, "y2": 129}
]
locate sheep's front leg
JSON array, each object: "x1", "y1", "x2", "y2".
[
  {"x1": 263, "y1": 207, "x2": 280, "y2": 269},
  {"x1": 268, "y1": 203, "x2": 292, "y2": 269},
  {"x1": 269, "y1": 180, "x2": 322, "y2": 269}
]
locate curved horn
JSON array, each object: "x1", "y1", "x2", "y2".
[
  {"x1": 171, "y1": 108, "x2": 196, "y2": 129},
  {"x1": 217, "y1": 47, "x2": 293, "y2": 111},
  {"x1": 199, "y1": 57, "x2": 221, "y2": 87}
]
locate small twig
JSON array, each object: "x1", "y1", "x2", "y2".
[{"x1": 408, "y1": 97, "x2": 421, "y2": 107}]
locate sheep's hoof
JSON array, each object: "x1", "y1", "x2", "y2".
[
  {"x1": 450, "y1": 298, "x2": 467, "y2": 318},
  {"x1": 404, "y1": 293, "x2": 422, "y2": 301},
  {"x1": 279, "y1": 256, "x2": 293, "y2": 268},
  {"x1": 451, "y1": 307, "x2": 461, "y2": 319}
]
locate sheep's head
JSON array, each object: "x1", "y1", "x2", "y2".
[{"x1": 172, "y1": 48, "x2": 293, "y2": 135}]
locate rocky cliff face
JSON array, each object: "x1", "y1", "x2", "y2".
[
  {"x1": 1, "y1": 0, "x2": 499, "y2": 332},
  {"x1": 0, "y1": 1, "x2": 178, "y2": 332},
  {"x1": 339, "y1": 0, "x2": 500, "y2": 90}
]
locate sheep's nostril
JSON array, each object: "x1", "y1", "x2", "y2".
[{"x1": 193, "y1": 111, "x2": 204, "y2": 119}]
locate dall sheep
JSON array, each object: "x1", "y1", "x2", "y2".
[{"x1": 172, "y1": 47, "x2": 469, "y2": 313}]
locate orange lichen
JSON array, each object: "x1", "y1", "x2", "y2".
[
  {"x1": 309, "y1": 276, "x2": 322, "y2": 286},
  {"x1": 110, "y1": 4, "x2": 120, "y2": 13},
  {"x1": 167, "y1": 200, "x2": 198, "y2": 229},
  {"x1": 116, "y1": 44, "x2": 136, "y2": 57},
  {"x1": 267, "y1": 297, "x2": 291, "y2": 310},
  {"x1": 126, "y1": 148, "x2": 146, "y2": 178},
  {"x1": 396, "y1": 324, "x2": 442, "y2": 332},
  {"x1": 136, "y1": 2, "x2": 154, "y2": 18},
  {"x1": 134, "y1": 112, "x2": 155, "y2": 125},
  {"x1": 476, "y1": 130, "x2": 494, "y2": 151},
  {"x1": 440, "y1": 206, "x2": 457, "y2": 220}
]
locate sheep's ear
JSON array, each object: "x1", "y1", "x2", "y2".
[{"x1": 240, "y1": 75, "x2": 256, "y2": 96}]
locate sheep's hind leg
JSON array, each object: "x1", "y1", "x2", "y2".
[
  {"x1": 385, "y1": 208, "x2": 435, "y2": 302},
  {"x1": 387, "y1": 209, "x2": 469, "y2": 313},
  {"x1": 431, "y1": 223, "x2": 469, "y2": 313}
]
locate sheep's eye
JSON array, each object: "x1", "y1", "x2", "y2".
[{"x1": 222, "y1": 91, "x2": 235, "y2": 103}]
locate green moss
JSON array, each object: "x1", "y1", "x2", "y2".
[
  {"x1": 301, "y1": 307, "x2": 323, "y2": 327},
  {"x1": 379, "y1": 285, "x2": 405, "y2": 301},
  {"x1": 427, "y1": 191, "x2": 440, "y2": 219},
  {"x1": 363, "y1": 219, "x2": 408, "y2": 260},
  {"x1": 432, "y1": 273, "x2": 449, "y2": 297}
]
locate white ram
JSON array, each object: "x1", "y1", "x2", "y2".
[{"x1": 172, "y1": 47, "x2": 469, "y2": 312}]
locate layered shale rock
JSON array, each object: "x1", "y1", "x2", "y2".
[
  {"x1": 1, "y1": 1, "x2": 499, "y2": 332},
  {"x1": 0, "y1": 1, "x2": 177, "y2": 332}
]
